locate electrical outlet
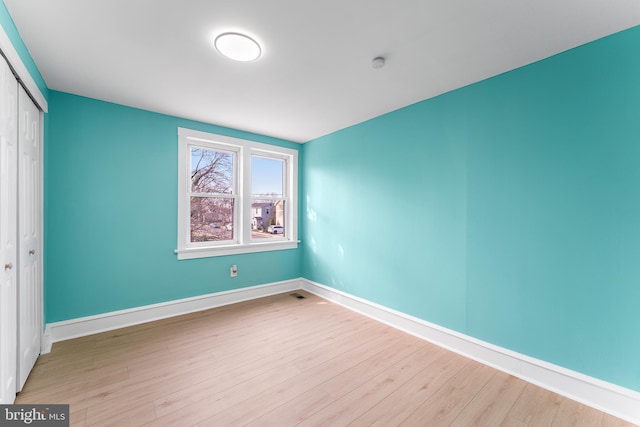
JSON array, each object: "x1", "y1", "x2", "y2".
[{"x1": 230, "y1": 265, "x2": 237, "y2": 277}]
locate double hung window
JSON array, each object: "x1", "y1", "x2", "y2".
[{"x1": 177, "y1": 128, "x2": 298, "y2": 259}]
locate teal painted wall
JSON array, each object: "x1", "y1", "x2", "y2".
[
  {"x1": 302, "y1": 26, "x2": 640, "y2": 391},
  {"x1": 0, "y1": 1, "x2": 48, "y2": 99},
  {"x1": 45, "y1": 91, "x2": 301, "y2": 322}
]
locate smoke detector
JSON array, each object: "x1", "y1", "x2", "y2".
[{"x1": 372, "y1": 56, "x2": 385, "y2": 69}]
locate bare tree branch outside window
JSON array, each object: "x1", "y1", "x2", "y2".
[{"x1": 190, "y1": 148, "x2": 234, "y2": 242}]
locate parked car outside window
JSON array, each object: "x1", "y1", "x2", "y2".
[{"x1": 268, "y1": 225, "x2": 284, "y2": 234}]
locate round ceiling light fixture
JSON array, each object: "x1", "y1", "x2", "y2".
[{"x1": 214, "y1": 32, "x2": 262, "y2": 62}]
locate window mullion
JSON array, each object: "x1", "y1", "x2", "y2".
[{"x1": 241, "y1": 146, "x2": 252, "y2": 245}]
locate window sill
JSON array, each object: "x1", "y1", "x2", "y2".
[{"x1": 175, "y1": 240, "x2": 299, "y2": 260}]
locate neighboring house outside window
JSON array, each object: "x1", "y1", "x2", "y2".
[
  {"x1": 251, "y1": 203, "x2": 274, "y2": 230},
  {"x1": 274, "y1": 200, "x2": 285, "y2": 226}
]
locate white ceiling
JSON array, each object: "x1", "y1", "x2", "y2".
[{"x1": 5, "y1": 0, "x2": 640, "y2": 143}]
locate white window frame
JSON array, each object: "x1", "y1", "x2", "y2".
[
  {"x1": 187, "y1": 142, "x2": 239, "y2": 248},
  {"x1": 250, "y1": 150, "x2": 289, "y2": 240},
  {"x1": 177, "y1": 128, "x2": 298, "y2": 260}
]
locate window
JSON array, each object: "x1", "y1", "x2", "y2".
[
  {"x1": 190, "y1": 147, "x2": 236, "y2": 243},
  {"x1": 177, "y1": 128, "x2": 298, "y2": 259},
  {"x1": 251, "y1": 155, "x2": 286, "y2": 239}
]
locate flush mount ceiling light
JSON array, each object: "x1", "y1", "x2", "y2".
[{"x1": 214, "y1": 32, "x2": 262, "y2": 62}]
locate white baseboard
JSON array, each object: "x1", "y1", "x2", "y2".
[
  {"x1": 39, "y1": 276, "x2": 640, "y2": 425},
  {"x1": 41, "y1": 278, "x2": 303, "y2": 353},
  {"x1": 301, "y1": 279, "x2": 640, "y2": 426}
]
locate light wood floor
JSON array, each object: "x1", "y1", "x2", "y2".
[{"x1": 16, "y1": 291, "x2": 634, "y2": 427}]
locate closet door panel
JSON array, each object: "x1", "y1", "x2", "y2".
[
  {"x1": 17, "y1": 85, "x2": 40, "y2": 392},
  {"x1": 0, "y1": 56, "x2": 18, "y2": 404}
]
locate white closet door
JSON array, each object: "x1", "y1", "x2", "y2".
[
  {"x1": 17, "y1": 85, "x2": 41, "y2": 392},
  {"x1": 0, "y1": 56, "x2": 18, "y2": 404}
]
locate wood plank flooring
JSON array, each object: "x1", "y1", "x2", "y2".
[{"x1": 15, "y1": 291, "x2": 634, "y2": 427}]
